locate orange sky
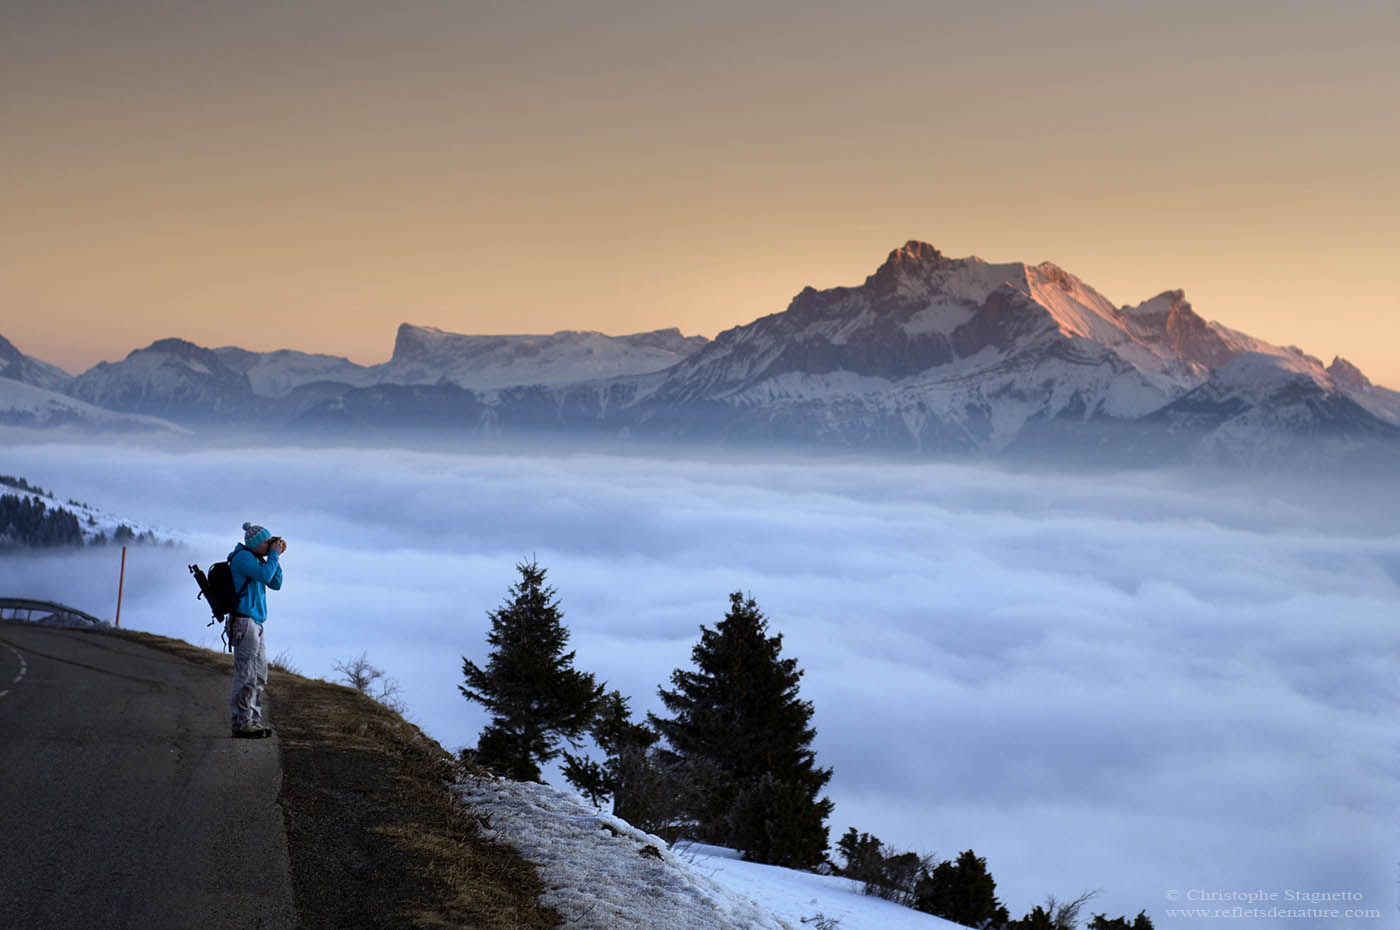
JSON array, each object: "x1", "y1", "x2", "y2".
[{"x1": 3, "y1": 1, "x2": 1397, "y2": 387}]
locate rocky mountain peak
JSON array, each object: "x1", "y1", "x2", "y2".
[
  {"x1": 1119, "y1": 290, "x2": 1244, "y2": 370},
  {"x1": 865, "y1": 240, "x2": 946, "y2": 295},
  {"x1": 1122, "y1": 289, "x2": 1188, "y2": 320},
  {"x1": 126, "y1": 337, "x2": 224, "y2": 367},
  {"x1": 0, "y1": 334, "x2": 22, "y2": 366},
  {"x1": 1327, "y1": 356, "x2": 1371, "y2": 392},
  {"x1": 391, "y1": 323, "x2": 443, "y2": 363},
  {"x1": 890, "y1": 240, "x2": 943, "y2": 265}
]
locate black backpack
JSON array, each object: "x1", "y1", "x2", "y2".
[{"x1": 189, "y1": 558, "x2": 252, "y2": 643}]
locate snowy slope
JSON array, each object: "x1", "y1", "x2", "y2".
[
  {"x1": 0, "y1": 475, "x2": 179, "y2": 545},
  {"x1": 1327, "y1": 355, "x2": 1400, "y2": 425},
  {"x1": 1135, "y1": 351, "x2": 1400, "y2": 468},
  {"x1": 681, "y1": 844, "x2": 972, "y2": 930},
  {"x1": 458, "y1": 776, "x2": 968, "y2": 930},
  {"x1": 68, "y1": 338, "x2": 260, "y2": 423},
  {"x1": 0, "y1": 377, "x2": 186, "y2": 433},
  {"x1": 459, "y1": 777, "x2": 793, "y2": 930}
]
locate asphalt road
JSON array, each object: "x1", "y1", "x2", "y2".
[{"x1": 0, "y1": 622, "x2": 295, "y2": 930}]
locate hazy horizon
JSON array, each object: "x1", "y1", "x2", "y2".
[
  {"x1": 8, "y1": 239, "x2": 1400, "y2": 397},
  {"x1": 4, "y1": 1, "x2": 1399, "y2": 385}
]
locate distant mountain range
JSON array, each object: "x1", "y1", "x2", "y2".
[{"x1": 5, "y1": 242, "x2": 1398, "y2": 468}]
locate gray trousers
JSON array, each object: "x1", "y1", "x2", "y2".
[{"x1": 228, "y1": 617, "x2": 268, "y2": 730}]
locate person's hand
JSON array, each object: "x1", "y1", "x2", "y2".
[{"x1": 273, "y1": 538, "x2": 288, "y2": 555}]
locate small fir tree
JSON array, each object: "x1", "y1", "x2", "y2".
[
  {"x1": 460, "y1": 559, "x2": 604, "y2": 781},
  {"x1": 913, "y1": 849, "x2": 1010, "y2": 929},
  {"x1": 1009, "y1": 905, "x2": 1055, "y2": 930},
  {"x1": 561, "y1": 690, "x2": 660, "y2": 821},
  {"x1": 836, "y1": 828, "x2": 928, "y2": 905},
  {"x1": 1018, "y1": 892, "x2": 1096, "y2": 930},
  {"x1": 650, "y1": 591, "x2": 834, "y2": 868},
  {"x1": 838, "y1": 828, "x2": 888, "y2": 885}
]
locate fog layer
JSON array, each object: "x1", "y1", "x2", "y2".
[{"x1": 2, "y1": 439, "x2": 1395, "y2": 922}]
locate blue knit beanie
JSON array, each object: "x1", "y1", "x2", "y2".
[{"x1": 242, "y1": 522, "x2": 272, "y2": 547}]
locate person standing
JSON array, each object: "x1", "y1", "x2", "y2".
[{"x1": 228, "y1": 522, "x2": 285, "y2": 739}]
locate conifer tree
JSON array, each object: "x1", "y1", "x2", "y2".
[
  {"x1": 836, "y1": 828, "x2": 927, "y2": 905},
  {"x1": 913, "y1": 849, "x2": 1010, "y2": 929},
  {"x1": 650, "y1": 591, "x2": 833, "y2": 868},
  {"x1": 561, "y1": 689, "x2": 660, "y2": 822},
  {"x1": 461, "y1": 559, "x2": 604, "y2": 782},
  {"x1": 1089, "y1": 912, "x2": 1154, "y2": 930}
]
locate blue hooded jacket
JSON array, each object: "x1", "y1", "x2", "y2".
[{"x1": 227, "y1": 543, "x2": 283, "y2": 624}]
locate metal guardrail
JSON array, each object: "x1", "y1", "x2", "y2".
[{"x1": 0, "y1": 598, "x2": 105, "y2": 626}]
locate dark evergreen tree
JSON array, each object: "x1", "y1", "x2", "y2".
[
  {"x1": 650, "y1": 591, "x2": 833, "y2": 868},
  {"x1": 561, "y1": 689, "x2": 660, "y2": 825},
  {"x1": 727, "y1": 770, "x2": 833, "y2": 868},
  {"x1": 836, "y1": 828, "x2": 928, "y2": 905},
  {"x1": 0, "y1": 475, "x2": 48, "y2": 496},
  {"x1": 838, "y1": 828, "x2": 888, "y2": 885},
  {"x1": 1008, "y1": 893, "x2": 1097, "y2": 930},
  {"x1": 1089, "y1": 912, "x2": 1154, "y2": 930},
  {"x1": 460, "y1": 559, "x2": 604, "y2": 782},
  {"x1": 913, "y1": 849, "x2": 1010, "y2": 929},
  {"x1": 1009, "y1": 906, "x2": 1055, "y2": 930},
  {"x1": 0, "y1": 494, "x2": 83, "y2": 548}
]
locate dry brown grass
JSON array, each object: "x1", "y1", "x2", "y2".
[{"x1": 114, "y1": 628, "x2": 560, "y2": 930}]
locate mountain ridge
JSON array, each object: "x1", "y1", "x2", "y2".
[{"x1": 4, "y1": 241, "x2": 1397, "y2": 467}]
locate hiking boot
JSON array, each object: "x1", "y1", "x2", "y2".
[{"x1": 232, "y1": 724, "x2": 271, "y2": 739}]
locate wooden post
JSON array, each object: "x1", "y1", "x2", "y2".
[{"x1": 115, "y1": 545, "x2": 127, "y2": 628}]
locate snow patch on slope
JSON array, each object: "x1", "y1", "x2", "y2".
[
  {"x1": 458, "y1": 775, "x2": 972, "y2": 930},
  {"x1": 901, "y1": 300, "x2": 977, "y2": 336},
  {"x1": 1206, "y1": 351, "x2": 1330, "y2": 405},
  {"x1": 680, "y1": 843, "x2": 971, "y2": 930},
  {"x1": 1023, "y1": 263, "x2": 1127, "y2": 346},
  {"x1": 458, "y1": 777, "x2": 794, "y2": 930},
  {"x1": 1347, "y1": 384, "x2": 1400, "y2": 426}
]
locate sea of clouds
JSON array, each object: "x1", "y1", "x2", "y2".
[{"x1": 2, "y1": 436, "x2": 1396, "y2": 923}]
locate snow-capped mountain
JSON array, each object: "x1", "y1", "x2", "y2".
[
  {"x1": 373, "y1": 324, "x2": 709, "y2": 390},
  {"x1": 0, "y1": 334, "x2": 74, "y2": 392},
  {"x1": 609, "y1": 241, "x2": 1396, "y2": 463},
  {"x1": 1134, "y1": 351, "x2": 1400, "y2": 466},
  {"x1": 21, "y1": 241, "x2": 1399, "y2": 466},
  {"x1": 56, "y1": 327, "x2": 710, "y2": 429},
  {"x1": 214, "y1": 346, "x2": 378, "y2": 398},
  {"x1": 632, "y1": 242, "x2": 1203, "y2": 451},
  {"x1": 285, "y1": 241, "x2": 1399, "y2": 467},
  {"x1": 68, "y1": 338, "x2": 262, "y2": 424}
]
